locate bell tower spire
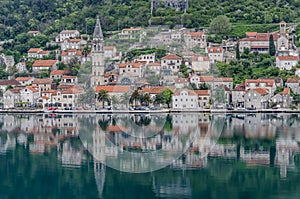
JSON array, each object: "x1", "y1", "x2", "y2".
[{"x1": 91, "y1": 16, "x2": 105, "y2": 87}]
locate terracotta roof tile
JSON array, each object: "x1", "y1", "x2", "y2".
[
  {"x1": 185, "y1": 31, "x2": 204, "y2": 38},
  {"x1": 28, "y1": 48, "x2": 42, "y2": 53},
  {"x1": 32, "y1": 78, "x2": 53, "y2": 84},
  {"x1": 95, "y1": 85, "x2": 130, "y2": 93},
  {"x1": 50, "y1": 70, "x2": 69, "y2": 75},
  {"x1": 207, "y1": 47, "x2": 223, "y2": 53},
  {"x1": 193, "y1": 90, "x2": 210, "y2": 95},
  {"x1": 162, "y1": 54, "x2": 181, "y2": 60},
  {"x1": 286, "y1": 78, "x2": 300, "y2": 83},
  {"x1": 279, "y1": 88, "x2": 290, "y2": 95},
  {"x1": 277, "y1": 56, "x2": 299, "y2": 61},
  {"x1": 15, "y1": 77, "x2": 33, "y2": 81},
  {"x1": 0, "y1": 79, "x2": 21, "y2": 86},
  {"x1": 32, "y1": 60, "x2": 58, "y2": 67}
]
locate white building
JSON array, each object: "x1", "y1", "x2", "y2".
[
  {"x1": 56, "y1": 30, "x2": 80, "y2": 43},
  {"x1": 276, "y1": 56, "x2": 299, "y2": 70},
  {"x1": 172, "y1": 89, "x2": 198, "y2": 109}
]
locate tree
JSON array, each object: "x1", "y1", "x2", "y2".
[
  {"x1": 97, "y1": 90, "x2": 110, "y2": 108},
  {"x1": 78, "y1": 88, "x2": 96, "y2": 107},
  {"x1": 236, "y1": 43, "x2": 240, "y2": 60},
  {"x1": 209, "y1": 15, "x2": 232, "y2": 35},
  {"x1": 162, "y1": 89, "x2": 173, "y2": 108},
  {"x1": 269, "y1": 34, "x2": 276, "y2": 56},
  {"x1": 140, "y1": 93, "x2": 151, "y2": 106},
  {"x1": 130, "y1": 89, "x2": 140, "y2": 107}
]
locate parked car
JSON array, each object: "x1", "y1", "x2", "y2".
[
  {"x1": 227, "y1": 107, "x2": 234, "y2": 110},
  {"x1": 64, "y1": 107, "x2": 73, "y2": 110},
  {"x1": 246, "y1": 107, "x2": 256, "y2": 110},
  {"x1": 237, "y1": 107, "x2": 246, "y2": 110},
  {"x1": 48, "y1": 107, "x2": 58, "y2": 111}
]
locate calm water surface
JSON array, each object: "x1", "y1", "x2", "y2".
[{"x1": 0, "y1": 113, "x2": 300, "y2": 199}]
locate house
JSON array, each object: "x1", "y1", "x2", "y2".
[
  {"x1": 161, "y1": 54, "x2": 182, "y2": 74},
  {"x1": 61, "y1": 76, "x2": 78, "y2": 85},
  {"x1": 245, "y1": 79, "x2": 277, "y2": 95},
  {"x1": 15, "y1": 77, "x2": 35, "y2": 86},
  {"x1": 271, "y1": 88, "x2": 291, "y2": 108},
  {"x1": 135, "y1": 53, "x2": 155, "y2": 64},
  {"x1": 146, "y1": 62, "x2": 161, "y2": 76},
  {"x1": 119, "y1": 62, "x2": 144, "y2": 77},
  {"x1": 191, "y1": 55, "x2": 210, "y2": 72},
  {"x1": 61, "y1": 38, "x2": 86, "y2": 51},
  {"x1": 32, "y1": 60, "x2": 58, "y2": 72},
  {"x1": 28, "y1": 48, "x2": 42, "y2": 58},
  {"x1": 50, "y1": 70, "x2": 69, "y2": 79},
  {"x1": 285, "y1": 78, "x2": 300, "y2": 94},
  {"x1": 104, "y1": 46, "x2": 116, "y2": 59},
  {"x1": 61, "y1": 49, "x2": 86, "y2": 64},
  {"x1": 172, "y1": 89, "x2": 198, "y2": 109},
  {"x1": 141, "y1": 86, "x2": 170, "y2": 98},
  {"x1": 15, "y1": 62, "x2": 28, "y2": 73},
  {"x1": 119, "y1": 28, "x2": 143, "y2": 40},
  {"x1": 206, "y1": 47, "x2": 223, "y2": 63},
  {"x1": 0, "y1": 79, "x2": 21, "y2": 93},
  {"x1": 3, "y1": 87, "x2": 22, "y2": 108},
  {"x1": 232, "y1": 83, "x2": 246, "y2": 108},
  {"x1": 276, "y1": 56, "x2": 299, "y2": 70},
  {"x1": 239, "y1": 32, "x2": 278, "y2": 53},
  {"x1": 59, "y1": 87, "x2": 83, "y2": 108},
  {"x1": 55, "y1": 30, "x2": 80, "y2": 43},
  {"x1": 194, "y1": 90, "x2": 210, "y2": 108},
  {"x1": 174, "y1": 78, "x2": 189, "y2": 88},
  {"x1": 19, "y1": 86, "x2": 40, "y2": 107},
  {"x1": 184, "y1": 31, "x2": 207, "y2": 49},
  {"x1": 245, "y1": 88, "x2": 269, "y2": 109},
  {"x1": 32, "y1": 78, "x2": 53, "y2": 92}
]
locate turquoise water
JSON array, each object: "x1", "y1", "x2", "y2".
[{"x1": 0, "y1": 113, "x2": 300, "y2": 199}]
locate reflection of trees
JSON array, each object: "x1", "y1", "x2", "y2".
[
  {"x1": 98, "y1": 116, "x2": 110, "y2": 131},
  {"x1": 131, "y1": 115, "x2": 151, "y2": 126},
  {"x1": 163, "y1": 115, "x2": 172, "y2": 132}
]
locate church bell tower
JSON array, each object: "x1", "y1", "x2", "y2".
[{"x1": 91, "y1": 17, "x2": 105, "y2": 87}]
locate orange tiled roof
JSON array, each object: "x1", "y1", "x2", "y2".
[
  {"x1": 246, "y1": 32, "x2": 258, "y2": 37},
  {"x1": 32, "y1": 78, "x2": 53, "y2": 84},
  {"x1": 15, "y1": 77, "x2": 33, "y2": 81},
  {"x1": 32, "y1": 60, "x2": 58, "y2": 67},
  {"x1": 185, "y1": 31, "x2": 204, "y2": 38},
  {"x1": 277, "y1": 56, "x2": 299, "y2": 61},
  {"x1": 200, "y1": 76, "x2": 214, "y2": 82},
  {"x1": 37, "y1": 50, "x2": 50, "y2": 55},
  {"x1": 245, "y1": 79, "x2": 275, "y2": 87},
  {"x1": 248, "y1": 88, "x2": 268, "y2": 95},
  {"x1": 0, "y1": 79, "x2": 20, "y2": 86},
  {"x1": 69, "y1": 39, "x2": 81, "y2": 43},
  {"x1": 141, "y1": 86, "x2": 167, "y2": 94},
  {"x1": 28, "y1": 48, "x2": 42, "y2": 53},
  {"x1": 147, "y1": 62, "x2": 161, "y2": 66},
  {"x1": 173, "y1": 89, "x2": 197, "y2": 96},
  {"x1": 162, "y1": 54, "x2": 181, "y2": 60},
  {"x1": 95, "y1": 85, "x2": 130, "y2": 93},
  {"x1": 50, "y1": 70, "x2": 69, "y2": 75},
  {"x1": 279, "y1": 88, "x2": 290, "y2": 95},
  {"x1": 104, "y1": 46, "x2": 115, "y2": 50},
  {"x1": 207, "y1": 47, "x2": 223, "y2": 53},
  {"x1": 286, "y1": 78, "x2": 300, "y2": 83},
  {"x1": 62, "y1": 75, "x2": 77, "y2": 79},
  {"x1": 194, "y1": 90, "x2": 210, "y2": 95},
  {"x1": 26, "y1": 86, "x2": 39, "y2": 92}
]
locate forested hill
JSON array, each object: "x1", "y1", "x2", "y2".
[{"x1": 0, "y1": 0, "x2": 300, "y2": 40}]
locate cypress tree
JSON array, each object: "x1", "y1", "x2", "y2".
[
  {"x1": 269, "y1": 34, "x2": 276, "y2": 56},
  {"x1": 236, "y1": 43, "x2": 240, "y2": 60}
]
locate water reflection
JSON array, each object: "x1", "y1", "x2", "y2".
[{"x1": 0, "y1": 113, "x2": 300, "y2": 198}]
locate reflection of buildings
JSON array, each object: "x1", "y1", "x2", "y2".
[{"x1": 1, "y1": 113, "x2": 300, "y2": 178}]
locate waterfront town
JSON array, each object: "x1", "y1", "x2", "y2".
[{"x1": 1, "y1": 18, "x2": 300, "y2": 111}]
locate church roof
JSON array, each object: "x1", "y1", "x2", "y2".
[{"x1": 93, "y1": 17, "x2": 103, "y2": 39}]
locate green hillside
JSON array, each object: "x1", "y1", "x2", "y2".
[{"x1": 0, "y1": 0, "x2": 300, "y2": 41}]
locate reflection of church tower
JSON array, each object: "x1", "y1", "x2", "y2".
[
  {"x1": 93, "y1": 121, "x2": 106, "y2": 198},
  {"x1": 91, "y1": 17, "x2": 105, "y2": 87}
]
